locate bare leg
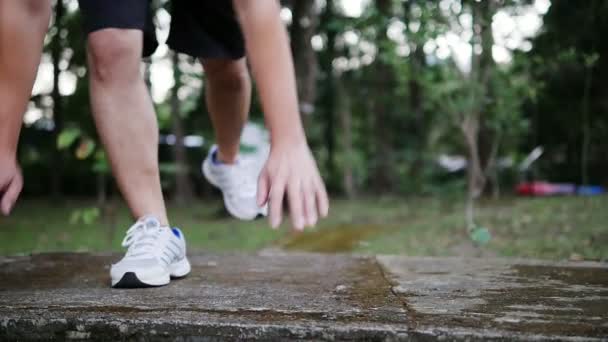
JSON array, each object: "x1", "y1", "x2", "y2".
[
  {"x1": 201, "y1": 58, "x2": 251, "y2": 163},
  {"x1": 0, "y1": 0, "x2": 50, "y2": 214},
  {"x1": 0, "y1": 0, "x2": 51, "y2": 155},
  {"x1": 87, "y1": 29, "x2": 168, "y2": 225}
]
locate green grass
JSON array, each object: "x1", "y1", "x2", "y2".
[
  {"x1": 0, "y1": 196, "x2": 606, "y2": 261},
  {"x1": 341, "y1": 196, "x2": 608, "y2": 261},
  {"x1": 0, "y1": 199, "x2": 281, "y2": 255}
]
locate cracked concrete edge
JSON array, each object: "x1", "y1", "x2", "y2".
[
  {"x1": 3, "y1": 317, "x2": 601, "y2": 342},
  {"x1": 411, "y1": 326, "x2": 607, "y2": 342},
  {"x1": 1, "y1": 317, "x2": 412, "y2": 341},
  {"x1": 1, "y1": 253, "x2": 606, "y2": 341}
]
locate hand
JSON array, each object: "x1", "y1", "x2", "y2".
[
  {"x1": 257, "y1": 141, "x2": 329, "y2": 230},
  {"x1": 0, "y1": 157, "x2": 23, "y2": 216}
]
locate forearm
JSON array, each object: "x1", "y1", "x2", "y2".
[
  {"x1": 232, "y1": 0, "x2": 306, "y2": 145},
  {"x1": 0, "y1": 109, "x2": 24, "y2": 159},
  {"x1": 0, "y1": 0, "x2": 51, "y2": 157}
]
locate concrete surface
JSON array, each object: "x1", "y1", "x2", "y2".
[{"x1": 0, "y1": 252, "x2": 606, "y2": 341}]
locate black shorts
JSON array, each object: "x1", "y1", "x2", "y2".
[{"x1": 78, "y1": 0, "x2": 245, "y2": 59}]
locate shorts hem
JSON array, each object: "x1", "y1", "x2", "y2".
[{"x1": 167, "y1": 40, "x2": 245, "y2": 60}]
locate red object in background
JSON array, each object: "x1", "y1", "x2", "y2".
[{"x1": 516, "y1": 181, "x2": 576, "y2": 196}]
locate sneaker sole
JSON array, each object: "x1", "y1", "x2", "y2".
[
  {"x1": 112, "y1": 272, "x2": 161, "y2": 289},
  {"x1": 111, "y1": 258, "x2": 191, "y2": 289}
]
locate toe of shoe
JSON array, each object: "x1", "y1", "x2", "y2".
[
  {"x1": 110, "y1": 258, "x2": 169, "y2": 287},
  {"x1": 226, "y1": 200, "x2": 267, "y2": 220},
  {"x1": 259, "y1": 203, "x2": 269, "y2": 217}
]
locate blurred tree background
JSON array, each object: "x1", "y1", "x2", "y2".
[{"x1": 3, "y1": 0, "x2": 607, "y2": 260}]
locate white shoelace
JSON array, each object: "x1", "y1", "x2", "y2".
[{"x1": 121, "y1": 220, "x2": 164, "y2": 258}]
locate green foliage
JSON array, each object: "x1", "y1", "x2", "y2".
[
  {"x1": 92, "y1": 151, "x2": 110, "y2": 174},
  {"x1": 19, "y1": 0, "x2": 608, "y2": 200},
  {"x1": 527, "y1": 0, "x2": 608, "y2": 184},
  {"x1": 583, "y1": 52, "x2": 600, "y2": 68},
  {"x1": 69, "y1": 207, "x2": 100, "y2": 226},
  {"x1": 57, "y1": 127, "x2": 81, "y2": 150},
  {"x1": 57, "y1": 126, "x2": 99, "y2": 161},
  {"x1": 75, "y1": 138, "x2": 96, "y2": 160}
]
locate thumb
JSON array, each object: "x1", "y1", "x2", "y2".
[
  {"x1": 1, "y1": 171, "x2": 23, "y2": 216},
  {"x1": 257, "y1": 168, "x2": 270, "y2": 206}
]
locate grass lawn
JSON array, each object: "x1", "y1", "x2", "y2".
[{"x1": 0, "y1": 196, "x2": 606, "y2": 261}]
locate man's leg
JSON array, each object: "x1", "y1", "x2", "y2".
[
  {"x1": 0, "y1": 0, "x2": 50, "y2": 127},
  {"x1": 86, "y1": 29, "x2": 169, "y2": 225},
  {"x1": 0, "y1": 0, "x2": 50, "y2": 214},
  {"x1": 201, "y1": 58, "x2": 251, "y2": 163},
  {"x1": 168, "y1": 2, "x2": 265, "y2": 220},
  {"x1": 199, "y1": 58, "x2": 269, "y2": 220}
]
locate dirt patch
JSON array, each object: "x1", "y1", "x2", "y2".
[{"x1": 281, "y1": 224, "x2": 394, "y2": 253}]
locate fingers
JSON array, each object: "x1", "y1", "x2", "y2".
[
  {"x1": 302, "y1": 181, "x2": 317, "y2": 227},
  {"x1": 287, "y1": 178, "x2": 304, "y2": 231},
  {"x1": 1, "y1": 171, "x2": 23, "y2": 216},
  {"x1": 262, "y1": 145, "x2": 329, "y2": 231},
  {"x1": 315, "y1": 175, "x2": 330, "y2": 218},
  {"x1": 257, "y1": 168, "x2": 270, "y2": 206},
  {"x1": 269, "y1": 177, "x2": 286, "y2": 229}
]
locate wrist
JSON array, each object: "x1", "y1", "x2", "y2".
[
  {"x1": 0, "y1": 146, "x2": 17, "y2": 162},
  {"x1": 0, "y1": 130, "x2": 20, "y2": 161},
  {"x1": 270, "y1": 127, "x2": 307, "y2": 148}
]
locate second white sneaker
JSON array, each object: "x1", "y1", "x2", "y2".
[
  {"x1": 111, "y1": 216, "x2": 191, "y2": 288},
  {"x1": 202, "y1": 145, "x2": 268, "y2": 220}
]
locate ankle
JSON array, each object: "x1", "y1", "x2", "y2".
[
  {"x1": 216, "y1": 149, "x2": 238, "y2": 164},
  {"x1": 137, "y1": 213, "x2": 169, "y2": 227}
]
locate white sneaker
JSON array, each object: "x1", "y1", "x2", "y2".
[
  {"x1": 111, "y1": 216, "x2": 191, "y2": 288},
  {"x1": 202, "y1": 145, "x2": 268, "y2": 220}
]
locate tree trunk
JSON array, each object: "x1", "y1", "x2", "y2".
[
  {"x1": 171, "y1": 53, "x2": 193, "y2": 205},
  {"x1": 486, "y1": 131, "x2": 502, "y2": 199},
  {"x1": 461, "y1": 115, "x2": 486, "y2": 198},
  {"x1": 581, "y1": 64, "x2": 593, "y2": 186},
  {"x1": 461, "y1": 115, "x2": 485, "y2": 228},
  {"x1": 370, "y1": 0, "x2": 395, "y2": 193},
  {"x1": 290, "y1": 0, "x2": 318, "y2": 116},
  {"x1": 475, "y1": 0, "x2": 498, "y2": 196},
  {"x1": 50, "y1": 0, "x2": 65, "y2": 199},
  {"x1": 319, "y1": 0, "x2": 337, "y2": 187},
  {"x1": 460, "y1": 0, "x2": 496, "y2": 227},
  {"x1": 403, "y1": 0, "x2": 427, "y2": 182},
  {"x1": 337, "y1": 76, "x2": 355, "y2": 197}
]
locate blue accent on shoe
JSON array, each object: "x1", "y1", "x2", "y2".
[
  {"x1": 211, "y1": 147, "x2": 239, "y2": 165},
  {"x1": 172, "y1": 228, "x2": 181, "y2": 238},
  {"x1": 211, "y1": 150, "x2": 222, "y2": 165}
]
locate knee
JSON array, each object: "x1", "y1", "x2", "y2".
[
  {"x1": 23, "y1": 0, "x2": 51, "y2": 17},
  {"x1": 203, "y1": 59, "x2": 250, "y2": 92},
  {"x1": 22, "y1": 0, "x2": 51, "y2": 30},
  {"x1": 87, "y1": 29, "x2": 142, "y2": 84}
]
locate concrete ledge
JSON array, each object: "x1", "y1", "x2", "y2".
[{"x1": 0, "y1": 253, "x2": 606, "y2": 341}]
